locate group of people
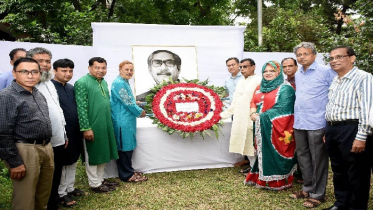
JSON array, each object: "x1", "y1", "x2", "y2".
[
  {"x1": 222, "y1": 42, "x2": 373, "y2": 210},
  {"x1": 0, "y1": 47, "x2": 148, "y2": 210},
  {"x1": 0, "y1": 42, "x2": 372, "y2": 210}
]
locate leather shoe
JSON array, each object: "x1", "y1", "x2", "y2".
[
  {"x1": 102, "y1": 179, "x2": 119, "y2": 187},
  {"x1": 322, "y1": 205, "x2": 345, "y2": 210},
  {"x1": 234, "y1": 159, "x2": 250, "y2": 167}
]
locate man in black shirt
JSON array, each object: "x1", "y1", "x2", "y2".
[{"x1": 0, "y1": 57, "x2": 54, "y2": 210}]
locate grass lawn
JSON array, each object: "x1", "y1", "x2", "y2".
[{"x1": 1, "y1": 162, "x2": 373, "y2": 210}]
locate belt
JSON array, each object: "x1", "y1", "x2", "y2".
[
  {"x1": 16, "y1": 139, "x2": 50, "y2": 146},
  {"x1": 327, "y1": 120, "x2": 358, "y2": 126}
]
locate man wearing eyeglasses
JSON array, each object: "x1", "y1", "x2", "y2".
[
  {"x1": 136, "y1": 50, "x2": 182, "y2": 101},
  {"x1": 323, "y1": 46, "x2": 373, "y2": 210},
  {"x1": 220, "y1": 58, "x2": 261, "y2": 172},
  {"x1": 0, "y1": 57, "x2": 54, "y2": 210},
  {"x1": 290, "y1": 42, "x2": 337, "y2": 208},
  {"x1": 27, "y1": 47, "x2": 70, "y2": 210}
]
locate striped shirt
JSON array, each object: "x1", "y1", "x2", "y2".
[{"x1": 325, "y1": 67, "x2": 373, "y2": 141}]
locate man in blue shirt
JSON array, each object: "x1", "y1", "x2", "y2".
[
  {"x1": 0, "y1": 48, "x2": 27, "y2": 90},
  {"x1": 289, "y1": 42, "x2": 336, "y2": 208},
  {"x1": 225, "y1": 57, "x2": 243, "y2": 105}
]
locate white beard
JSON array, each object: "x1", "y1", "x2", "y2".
[{"x1": 40, "y1": 71, "x2": 53, "y2": 82}]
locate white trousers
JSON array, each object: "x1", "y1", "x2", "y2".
[
  {"x1": 58, "y1": 162, "x2": 77, "y2": 197},
  {"x1": 83, "y1": 140, "x2": 106, "y2": 188}
]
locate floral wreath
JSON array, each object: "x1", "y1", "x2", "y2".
[{"x1": 144, "y1": 78, "x2": 226, "y2": 139}]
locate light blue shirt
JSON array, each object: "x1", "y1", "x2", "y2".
[
  {"x1": 294, "y1": 62, "x2": 336, "y2": 130},
  {"x1": 325, "y1": 67, "x2": 373, "y2": 141},
  {"x1": 0, "y1": 70, "x2": 14, "y2": 90},
  {"x1": 225, "y1": 72, "x2": 243, "y2": 103}
]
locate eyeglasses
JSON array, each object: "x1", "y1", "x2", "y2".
[
  {"x1": 152, "y1": 60, "x2": 176, "y2": 67},
  {"x1": 263, "y1": 69, "x2": 277, "y2": 74},
  {"x1": 328, "y1": 55, "x2": 350, "y2": 62},
  {"x1": 239, "y1": 65, "x2": 252, "y2": 69},
  {"x1": 296, "y1": 53, "x2": 312, "y2": 57},
  {"x1": 16, "y1": 70, "x2": 41, "y2": 75}
]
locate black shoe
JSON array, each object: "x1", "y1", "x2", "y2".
[
  {"x1": 322, "y1": 205, "x2": 345, "y2": 210},
  {"x1": 91, "y1": 184, "x2": 115, "y2": 193},
  {"x1": 102, "y1": 179, "x2": 119, "y2": 187}
]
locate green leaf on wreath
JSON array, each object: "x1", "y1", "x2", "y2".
[
  {"x1": 203, "y1": 130, "x2": 213, "y2": 138},
  {"x1": 213, "y1": 129, "x2": 219, "y2": 139},
  {"x1": 200, "y1": 131, "x2": 205, "y2": 139},
  {"x1": 168, "y1": 129, "x2": 175, "y2": 135}
]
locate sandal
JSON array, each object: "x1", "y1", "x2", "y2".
[
  {"x1": 127, "y1": 174, "x2": 147, "y2": 183},
  {"x1": 289, "y1": 190, "x2": 309, "y2": 199},
  {"x1": 303, "y1": 198, "x2": 325, "y2": 208},
  {"x1": 60, "y1": 195, "x2": 76, "y2": 207},
  {"x1": 91, "y1": 184, "x2": 115, "y2": 193},
  {"x1": 134, "y1": 172, "x2": 144, "y2": 176},
  {"x1": 68, "y1": 188, "x2": 86, "y2": 196}
]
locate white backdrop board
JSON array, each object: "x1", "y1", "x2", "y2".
[
  {"x1": 91, "y1": 23, "x2": 246, "y2": 90},
  {"x1": 104, "y1": 119, "x2": 242, "y2": 175},
  {"x1": 0, "y1": 41, "x2": 93, "y2": 85}
]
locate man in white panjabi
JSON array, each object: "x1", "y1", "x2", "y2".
[{"x1": 220, "y1": 58, "x2": 261, "y2": 167}]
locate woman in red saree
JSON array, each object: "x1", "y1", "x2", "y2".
[{"x1": 244, "y1": 60, "x2": 297, "y2": 190}]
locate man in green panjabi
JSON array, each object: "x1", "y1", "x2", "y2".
[{"x1": 74, "y1": 57, "x2": 119, "y2": 193}]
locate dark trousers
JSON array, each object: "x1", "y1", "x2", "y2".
[
  {"x1": 325, "y1": 123, "x2": 372, "y2": 210},
  {"x1": 117, "y1": 150, "x2": 134, "y2": 181},
  {"x1": 48, "y1": 145, "x2": 65, "y2": 210}
]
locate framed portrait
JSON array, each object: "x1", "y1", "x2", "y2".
[{"x1": 132, "y1": 45, "x2": 198, "y2": 101}]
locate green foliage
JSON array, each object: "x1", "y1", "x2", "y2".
[
  {"x1": 0, "y1": 161, "x2": 9, "y2": 179},
  {"x1": 113, "y1": 0, "x2": 232, "y2": 25},
  {"x1": 243, "y1": 7, "x2": 331, "y2": 52},
  {"x1": 0, "y1": 0, "x2": 233, "y2": 45},
  {"x1": 0, "y1": 0, "x2": 109, "y2": 45},
  {"x1": 319, "y1": 1, "x2": 373, "y2": 73}
]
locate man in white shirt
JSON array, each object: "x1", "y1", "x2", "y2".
[
  {"x1": 27, "y1": 47, "x2": 72, "y2": 209},
  {"x1": 220, "y1": 58, "x2": 261, "y2": 171}
]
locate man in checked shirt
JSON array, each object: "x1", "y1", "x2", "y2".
[
  {"x1": 0, "y1": 57, "x2": 54, "y2": 210},
  {"x1": 323, "y1": 46, "x2": 373, "y2": 210}
]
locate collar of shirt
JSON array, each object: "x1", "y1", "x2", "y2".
[
  {"x1": 300, "y1": 61, "x2": 317, "y2": 73},
  {"x1": 11, "y1": 80, "x2": 36, "y2": 94},
  {"x1": 230, "y1": 72, "x2": 242, "y2": 79},
  {"x1": 338, "y1": 67, "x2": 357, "y2": 81},
  {"x1": 87, "y1": 73, "x2": 105, "y2": 82}
]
